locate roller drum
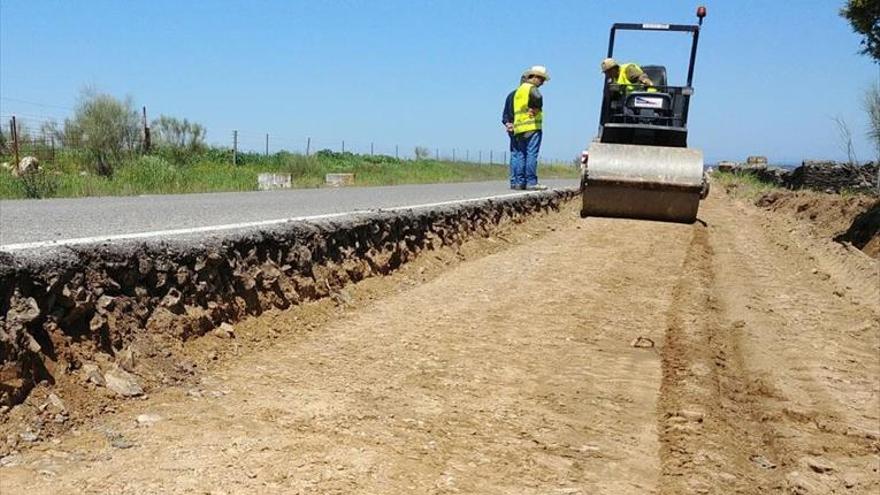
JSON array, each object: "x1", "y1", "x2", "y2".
[{"x1": 581, "y1": 142, "x2": 704, "y2": 223}]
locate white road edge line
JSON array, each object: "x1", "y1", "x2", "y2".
[{"x1": 0, "y1": 191, "x2": 545, "y2": 252}]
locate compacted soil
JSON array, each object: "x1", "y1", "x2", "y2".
[{"x1": 1, "y1": 191, "x2": 877, "y2": 494}]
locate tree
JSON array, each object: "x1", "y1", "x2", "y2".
[
  {"x1": 832, "y1": 116, "x2": 859, "y2": 165},
  {"x1": 151, "y1": 115, "x2": 206, "y2": 150},
  {"x1": 866, "y1": 84, "x2": 880, "y2": 154},
  {"x1": 66, "y1": 88, "x2": 140, "y2": 176},
  {"x1": 58, "y1": 116, "x2": 84, "y2": 148},
  {"x1": 866, "y1": 85, "x2": 880, "y2": 192},
  {"x1": 840, "y1": 0, "x2": 880, "y2": 61},
  {"x1": 841, "y1": 1, "x2": 880, "y2": 190},
  {"x1": 414, "y1": 146, "x2": 430, "y2": 160}
]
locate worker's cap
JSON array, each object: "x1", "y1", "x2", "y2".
[
  {"x1": 600, "y1": 58, "x2": 619, "y2": 72},
  {"x1": 522, "y1": 65, "x2": 550, "y2": 82}
]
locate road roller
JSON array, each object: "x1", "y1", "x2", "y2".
[{"x1": 581, "y1": 7, "x2": 709, "y2": 223}]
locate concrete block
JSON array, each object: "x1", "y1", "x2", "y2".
[
  {"x1": 325, "y1": 173, "x2": 355, "y2": 187},
  {"x1": 258, "y1": 173, "x2": 292, "y2": 191}
]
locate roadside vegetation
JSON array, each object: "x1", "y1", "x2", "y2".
[
  {"x1": 0, "y1": 90, "x2": 577, "y2": 200},
  {"x1": 711, "y1": 170, "x2": 780, "y2": 200},
  {"x1": 0, "y1": 149, "x2": 578, "y2": 200}
]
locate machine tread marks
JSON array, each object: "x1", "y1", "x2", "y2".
[{"x1": 657, "y1": 224, "x2": 785, "y2": 493}]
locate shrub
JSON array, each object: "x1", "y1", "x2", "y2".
[
  {"x1": 315, "y1": 149, "x2": 356, "y2": 160},
  {"x1": 189, "y1": 146, "x2": 232, "y2": 164},
  {"x1": 414, "y1": 146, "x2": 430, "y2": 160},
  {"x1": 151, "y1": 115, "x2": 205, "y2": 148},
  {"x1": 363, "y1": 154, "x2": 400, "y2": 164},
  {"x1": 230, "y1": 150, "x2": 268, "y2": 166},
  {"x1": 18, "y1": 170, "x2": 59, "y2": 199},
  {"x1": 65, "y1": 88, "x2": 140, "y2": 176}
]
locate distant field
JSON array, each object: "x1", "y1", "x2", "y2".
[{"x1": 0, "y1": 150, "x2": 579, "y2": 199}]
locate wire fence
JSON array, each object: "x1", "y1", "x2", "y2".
[
  {"x1": 223, "y1": 128, "x2": 567, "y2": 166},
  {"x1": 0, "y1": 102, "x2": 578, "y2": 168},
  {"x1": 1, "y1": 115, "x2": 59, "y2": 164}
]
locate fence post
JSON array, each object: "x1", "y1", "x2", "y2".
[
  {"x1": 265, "y1": 133, "x2": 269, "y2": 157},
  {"x1": 490, "y1": 150, "x2": 493, "y2": 164},
  {"x1": 306, "y1": 137, "x2": 311, "y2": 156},
  {"x1": 503, "y1": 151, "x2": 507, "y2": 165},
  {"x1": 342, "y1": 140, "x2": 345, "y2": 153},
  {"x1": 10, "y1": 116, "x2": 20, "y2": 166},
  {"x1": 232, "y1": 130, "x2": 238, "y2": 165},
  {"x1": 466, "y1": 150, "x2": 469, "y2": 162},
  {"x1": 370, "y1": 142, "x2": 374, "y2": 156},
  {"x1": 51, "y1": 136, "x2": 56, "y2": 162},
  {"x1": 142, "y1": 106, "x2": 151, "y2": 153},
  {"x1": 478, "y1": 150, "x2": 482, "y2": 164},
  {"x1": 452, "y1": 149, "x2": 456, "y2": 162},
  {"x1": 395, "y1": 145, "x2": 399, "y2": 159},
  {"x1": 435, "y1": 148, "x2": 439, "y2": 160}
]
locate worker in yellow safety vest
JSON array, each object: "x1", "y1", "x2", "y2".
[
  {"x1": 600, "y1": 58, "x2": 656, "y2": 93},
  {"x1": 509, "y1": 65, "x2": 550, "y2": 190}
]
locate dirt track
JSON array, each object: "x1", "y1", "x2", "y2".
[{"x1": 1, "y1": 192, "x2": 878, "y2": 494}]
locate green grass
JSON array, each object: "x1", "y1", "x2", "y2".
[
  {"x1": 711, "y1": 170, "x2": 779, "y2": 200},
  {"x1": 0, "y1": 149, "x2": 579, "y2": 199}
]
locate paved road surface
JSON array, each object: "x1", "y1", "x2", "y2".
[{"x1": 0, "y1": 180, "x2": 576, "y2": 248}]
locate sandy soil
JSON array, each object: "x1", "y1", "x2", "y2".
[
  {"x1": 1, "y1": 192, "x2": 877, "y2": 494},
  {"x1": 751, "y1": 189, "x2": 880, "y2": 259}
]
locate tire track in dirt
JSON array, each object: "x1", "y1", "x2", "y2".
[
  {"x1": 658, "y1": 224, "x2": 784, "y2": 494},
  {"x1": 704, "y1": 196, "x2": 880, "y2": 494},
  {"x1": 658, "y1": 194, "x2": 880, "y2": 494}
]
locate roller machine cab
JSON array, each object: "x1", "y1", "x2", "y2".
[{"x1": 581, "y1": 6, "x2": 709, "y2": 223}]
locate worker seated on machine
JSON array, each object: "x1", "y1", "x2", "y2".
[
  {"x1": 600, "y1": 58, "x2": 657, "y2": 95},
  {"x1": 601, "y1": 57, "x2": 663, "y2": 122}
]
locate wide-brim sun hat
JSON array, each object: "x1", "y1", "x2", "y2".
[
  {"x1": 600, "y1": 58, "x2": 619, "y2": 72},
  {"x1": 522, "y1": 65, "x2": 550, "y2": 82}
]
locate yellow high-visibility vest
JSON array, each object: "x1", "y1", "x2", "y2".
[
  {"x1": 513, "y1": 82, "x2": 542, "y2": 135},
  {"x1": 617, "y1": 63, "x2": 657, "y2": 93}
]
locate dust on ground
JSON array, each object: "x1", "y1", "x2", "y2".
[{"x1": 1, "y1": 192, "x2": 877, "y2": 494}]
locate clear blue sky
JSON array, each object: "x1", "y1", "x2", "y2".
[{"x1": 1, "y1": 0, "x2": 878, "y2": 164}]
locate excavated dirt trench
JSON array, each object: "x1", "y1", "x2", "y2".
[
  {"x1": 0, "y1": 191, "x2": 878, "y2": 494},
  {"x1": 0, "y1": 192, "x2": 573, "y2": 415}
]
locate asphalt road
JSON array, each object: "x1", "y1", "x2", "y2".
[{"x1": 0, "y1": 180, "x2": 577, "y2": 248}]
